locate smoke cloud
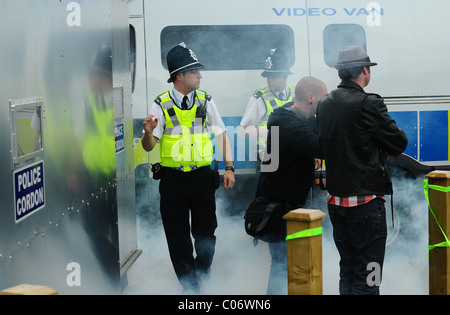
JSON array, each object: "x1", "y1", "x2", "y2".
[
  {"x1": 124, "y1": 174, "x2": 429, "y2": 295},
  {"x1": 124, "y1": 196, "x2": 271, "y2": 295},
  {"x1": 380, "y1": 175, "x2": 429, "y2": 295}
]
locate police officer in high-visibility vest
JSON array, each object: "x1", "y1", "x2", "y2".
[
  {"x1": 238, "y1": 48, "x2": 295, "y2": 161},
  {"x1": 141, "y1": 42, "x2": 235, "y2": 293}
]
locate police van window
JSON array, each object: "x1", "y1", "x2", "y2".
[
  {"x1": 130, "y1": 24, "x2": 137, "y2": 93},
  {"x1": 323, "y1": 24, "x2": 367, "y2": 68},
  {"x1": 10, "y1": 97, "x2": 44, "y2": 168},
  {"x1": 160, "y1": 25, "x2": 295, "y2": 71}
]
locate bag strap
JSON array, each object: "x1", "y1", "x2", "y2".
[{"x1": 255, "y1": 202, "x2": 281, "y2": 233}]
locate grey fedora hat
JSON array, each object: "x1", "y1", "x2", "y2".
[{"x1": 335, "y1": 45, "x2": 377, "y2": 70}]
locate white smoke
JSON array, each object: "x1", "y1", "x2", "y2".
[
  {"x1": 380, "y1": 175, "x2": 429, "y2": 295},
  {"x1": 124, "y1": 201, "x2": 271, "y2": 295},
  {"x1": 124, "y1": 175, "x2": 429, "y2": 295}
]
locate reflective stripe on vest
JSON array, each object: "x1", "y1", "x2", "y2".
[
  {"x1": 257, "y1": 86, "x2": 295, "y2": 127},
  {"x1": 255, "y1": 86, "x2": 295, "y2": 149},
  {"x1": 158, "y1": 90, "x2": 213, "y2": 172}
]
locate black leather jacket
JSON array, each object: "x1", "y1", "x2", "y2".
[{"x1": 317, "y1": 81, "x2": 408, "y2": 196}]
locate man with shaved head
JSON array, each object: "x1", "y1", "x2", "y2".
[{"x1": 256, "y1": 76, "x2": 327, "y2": 294}]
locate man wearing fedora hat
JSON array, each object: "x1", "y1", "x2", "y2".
[
  {"x1": 141, "y1": 42, "x2": 235, "y2": 293},
  {"x1": 238, "y1": 48, "x2": 295, "y2": 162},
  {"x1": 317, "y1": 45, "x2": 408, "y2": 295}
]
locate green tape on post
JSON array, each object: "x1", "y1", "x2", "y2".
[
  {"x1": 423, "y1": 179, "x2": 450, "y2": 252},
  {"x1": 286, "y1": 226, "x2": 323, "y2": 241}
]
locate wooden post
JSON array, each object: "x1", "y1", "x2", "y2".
[
  {"x1": 283, "y1": 209, "x2": 326, "y2": 295},
  {"x1": 426, "y1": 171, "x2": 450, "y2": 295},
  {"x1": 0, "y1": 284, "x2": 58, "y2": 295}
]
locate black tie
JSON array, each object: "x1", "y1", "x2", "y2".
[{"x1": 181, "y1": 96, "x2": 188, "y2": 110}]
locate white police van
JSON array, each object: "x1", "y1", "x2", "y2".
[
  {"x1": 129, "y1": 0, "x2": 450, "y2": 179},
  {"x1": 128, "y1": 0, "x2": 450, "y2": 228}
]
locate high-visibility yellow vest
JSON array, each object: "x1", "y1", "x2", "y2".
[
  {"x1": 157, "y1": 90, "x2": 213, "y2": 172},
  {"x1": 256, "y1": 86, "x2": 295, "y2": 128},
  {"x1": 255, "y1": 86, "x2": 295, "y2": 150},
  {"x1": 82, "y1": 94, "x2": 116, "y2": 176}
]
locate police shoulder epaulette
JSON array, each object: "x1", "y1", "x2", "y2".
[
  {"x1": 197, "y1": 89, "x2": 211, "y2": 102},
  {"x1": 154, "y1": 91, "x2": 171, "y2": 105},
  {"x1": 253, "y1": 90, "x2": 263, "y2": 99}
]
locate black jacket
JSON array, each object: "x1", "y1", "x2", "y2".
[
  {"x1": 317, "y1": 81, "x2": 408, "y2": 196},
  {"x1": 259, "y1": 103, "x2": 322, "y2": 206}
]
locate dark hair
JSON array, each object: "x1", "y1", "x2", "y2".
[
  {"x1": 338, "y1": 67, "x2": 364, "y2": 81},
  {"x1": 170, "y1": 75, "x2": 178, "y2": 83},
  {"x1": 171, "y1": 71, "x2": 188, "y2": 83}
]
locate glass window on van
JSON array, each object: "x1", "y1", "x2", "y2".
[
  {"x1": 130, "y1": 24, "x2": 137, "y2": 93},
  {"x1": 10, "y1": 97, "x2": 44, "y2": 168},
  {"x1": 160, "y1": 25, "x2": 295, "y2": 71},
  {"x1": 323, "y1": 24, "x2": 367, "y2": 68}
]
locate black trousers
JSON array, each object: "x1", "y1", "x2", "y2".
[
  {"x1": 159, "y1": 167, "x2": 217, "y2": 292},
  {"x1": 328, "y1": 198, "x2": 387, "y2": 295}
]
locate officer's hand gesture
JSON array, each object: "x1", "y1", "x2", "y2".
[{"x1": 143, "y1": 114, "x2": 158, "y2": 133}]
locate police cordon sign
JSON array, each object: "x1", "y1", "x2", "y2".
[
  {"x1": 14, "y1": 161, "x2": 45, "y2": 223},
  {"x1": 115, "y1": 122, "x2": 125, "y2": 154}
]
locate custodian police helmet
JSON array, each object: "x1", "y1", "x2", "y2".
[
  {"x1": 167, "y1": 42, "x2": 205, "y2": 83},
  {"x1": 261, "y1": 48, "x2": 293, "y2": 78}
]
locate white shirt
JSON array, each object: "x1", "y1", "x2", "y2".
[{"x1": 148, "y1": 88, "x2": 227, "y2": 139}]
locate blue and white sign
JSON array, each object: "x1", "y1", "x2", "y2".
[
  {"x1": 115, "y1": 123, "x2": 125, "y2": 154},
  {"x1": 14, "y1": 161, "x2": 45, "y2": 223}
]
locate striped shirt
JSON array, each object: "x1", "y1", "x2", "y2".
[{"x1": 327, "y1": 193, "x2": 385, "y2": 207}]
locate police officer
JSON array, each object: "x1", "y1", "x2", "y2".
[
  {"x1": 238, "y1": 48, "x2": 295, "y2": 161},
  {"x1": 141, "y1": 42, "x2": 235, "y2": 293}
]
